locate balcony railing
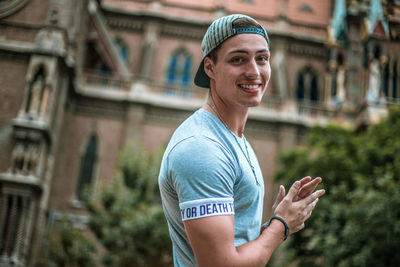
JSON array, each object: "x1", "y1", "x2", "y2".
[
  {"x1": 80, "y1": 71, "x2": 400, "y2": 125},
  {"x1": 297, "y1": 100, "x2": 338, "y2": 118},
  {"x1": 81, "y1": 70, "x2": 131, "y2": 90},
  {"x1": 147, "y1": 80, "x2": 207, "y2": 100},
  {"x1": 81, "y1": 70, "x2": 208, "y2": 99}
]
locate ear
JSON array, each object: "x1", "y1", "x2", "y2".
[{"x1": 204, "y1": 57, "x2": 215, "y2": 80}]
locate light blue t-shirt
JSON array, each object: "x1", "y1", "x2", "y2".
[{"x1": 158, "y1": 108, "x2": 265, "y2": 267}]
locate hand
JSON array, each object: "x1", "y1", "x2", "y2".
[
  {"x1": 272, "y1": 176, "x2": 322, "y2": 213},
  {"x1": 294, "y1": 176, "x2": 323, "y2": 202},
  {"x1": 273, "y1": 180, "x2": 325, "y2": 234}
]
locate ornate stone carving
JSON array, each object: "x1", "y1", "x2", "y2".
[
  {"x1": 10, "y1": 141, "x2": 41, "y2": 176},
  {"x1": 0, "y1": 0, "x2": 30, "y2": 19}
]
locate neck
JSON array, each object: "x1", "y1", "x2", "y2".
[{"x1": 204, "y1": 94, "x2": 249, "y2": 137}]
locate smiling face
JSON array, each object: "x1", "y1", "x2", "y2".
[{"x1": 204, "y1": 33, "x2": 271, "y2": 110}]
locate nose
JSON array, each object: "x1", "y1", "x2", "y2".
[{"x1": 245, "y1": 59, "x2": 260, "y2": 78}]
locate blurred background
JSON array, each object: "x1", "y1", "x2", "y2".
[{"x1": 0, "y1": 0, "x2": 399, "y2": 266}]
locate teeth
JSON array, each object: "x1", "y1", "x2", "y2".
[{"x1": 240, "y1": 84, "x2": 259, "y2": 90}]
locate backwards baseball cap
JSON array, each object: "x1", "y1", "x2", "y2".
[{"x1": 194, "y1": 14, "x2": 269, "y2": 88}]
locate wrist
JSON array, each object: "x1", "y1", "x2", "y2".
[{"x1": 263, "y1": 216, "x2": 289, "y2": 240}]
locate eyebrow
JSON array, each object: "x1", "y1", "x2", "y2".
[{"x1": 228, "y1": 48, "x2": 270, "y2": 55}]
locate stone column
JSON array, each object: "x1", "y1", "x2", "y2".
[
  {"x1": 140, "y1": 22, "x2": 160, "y2": 80},
  {"x1": 22, "y1": 198, "x2": 35, "y2": 262},
  {"x1": 124, "y1": 104, "x2": 145, "y2": 148}
]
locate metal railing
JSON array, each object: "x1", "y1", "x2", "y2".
[
  {"x1": 81, "y1": 70, "x2": 208, "y2": 99},
  {"x1": 147, "y1": 80, "x2": 207, "y2": 100},
  {"x1": 80, "y1": 70, "x2": 400, "y2": 123},
  {"x1": 297, "y1": 100, "x2": 337, "y2": 118},
  {"x1": 81, "y1": 70, "x2": 131, "y2": 90}
]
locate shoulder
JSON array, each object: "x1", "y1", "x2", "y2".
[
  {"x1": 169, "y1": 135, "x2": 233, "y2": 167},
  {"x1": 168, "y1": 135, "x2": 238, "y2": 192}
]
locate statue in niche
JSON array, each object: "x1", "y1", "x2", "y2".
[
  {"x1": 335, "y1": 65, "x2": 347, "y2": 104},
  {"x1": 29, "y1": 76, "x2": 43, "y2": 117},
  {"x1": 271, "y1": 50, "x2": 287, "y2": 99},
  {"x1": 28, "y1": 74, "x2": 42, "y2": 116},
  {"x1": 26, "y1": 144, "x2": 40, "y2": 176},
  {"x1": 26, "y1": 67, "x2": 48, "y2": 119},
  {"x1": 366, "y1": 58, "x2": 381, "y2": 104},
  {"x1": 40, "y1": 84, "x2": 51, "y2": 117},
  {"x1": 11, "y1": 142, "x2": 40, "y2": 175},
  {"x1": 11, "y1": 142, "x2": 25, "y2": 174}
]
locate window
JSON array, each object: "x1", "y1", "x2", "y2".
[
  {"x1": 76, "y1": 134, "x2": 98, "y2": 201},
  {"x1": 166, "y1": 49, "x2": 192, "y2": 86},
  {"x1": 0, "y1": 194, "x2": 25, "y2": 258},
  {"x1": 84, "y1": 41, "x2": 111, "y2": 74},
  {"x1": 296, "y1": 66, "x2": 319, "y2": 102},
  {"x1": 299, "y1": 4, "x2": 314, "y2": 13},
  {"x1": 115, "y1": 38, "x2": 128, "y2": 63},
  {"x1": 382, "y1": 61, "x2": 389, "y2": 97}
]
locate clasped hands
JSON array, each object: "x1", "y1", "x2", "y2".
[{"x1": 270, "y1": 176, "x2": 326, "y2": 236}]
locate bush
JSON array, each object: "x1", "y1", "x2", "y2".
[{"x1": 273, "y1": 106, "x2": 400, "y2": 267}]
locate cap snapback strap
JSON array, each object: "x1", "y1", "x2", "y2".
[{"x1": 232, "y1": 27, "x2": 266, "y2": 38}]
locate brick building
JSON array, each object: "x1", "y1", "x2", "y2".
[{"x1": 0, "y1": 0, "x2": 399, "y2": 265}]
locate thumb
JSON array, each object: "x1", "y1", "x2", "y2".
[
  {"x1": 277, "y1": 185, "x2": 285, "y2": 203},
  {"x1": 272, "y1": 185, "x2": 285, "y2": 210},
  {"x1": 287, "y1": 181, "x2": 301, "y2": 201}
]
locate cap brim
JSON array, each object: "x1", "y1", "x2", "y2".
[{"x1": 194, "y1": 59, "x2": 210, "y2": 88}]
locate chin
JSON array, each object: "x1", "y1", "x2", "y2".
[{"x1": 242, "y1": 98, "x2": 262, "y2": 108}]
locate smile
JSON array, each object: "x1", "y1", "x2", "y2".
[{"x1": 239, "y1": 84, "x2": 260, "y2": 90}]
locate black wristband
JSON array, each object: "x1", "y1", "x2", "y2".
[{"x1": 264, "y1": 216, "x2": 290, "y2": 240}]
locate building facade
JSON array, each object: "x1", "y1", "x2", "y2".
[{"x1": 0, "y1": 0, "x2": 399, "y2": 265}]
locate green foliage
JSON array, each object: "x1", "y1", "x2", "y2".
[
  {"x1": 273, "y1": 106, "x2": 400, "y2": 267},
  {"x1": 34, "y1": 217, "x2": 96, "y2": 267},
  {"x1": 85, "y1": 144, "x2": 172, "y2": 267}
]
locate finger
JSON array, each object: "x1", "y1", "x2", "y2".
[
  {"x1": 301, "y1": 189, "x2": 325, "y2": 205},
  {"x1": 286, "y1": 181, "x2": 301, "y2": 201},
  {"x1": 299, "y1": 176, "x2": 312, "y2": 187},
  {"x1": 297, "y1": 177, "x2": 322, "y2": 199},
  {"x1": 304, "y1": 198, "x2": 319, "y2": 218}
]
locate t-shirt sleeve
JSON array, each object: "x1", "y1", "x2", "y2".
[{"x1": 168, "y1": 136, "x2": 237, "y2": 221}]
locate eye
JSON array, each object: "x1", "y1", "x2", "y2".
[
  {"x1": 257, "y1": 55, "x2": 269, "y2": 63},
  {"x1": 231, "y1": 57, "x2": 244, "y2": 64}
]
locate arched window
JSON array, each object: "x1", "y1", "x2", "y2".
[
  {"x1": 76, "y1": 134, "x2": 98, "y2": 201},
  {"x1": 166, "y1": 49, "x2": 192, "y2": 86},
  {"x1": 296, "y1": 67, "x2": 319, "y2": 103},
  {"x1": 382, "y1": 60, "x2": 389, "y2": 97},
  {"x1": 115, "y1": 38, "x2": 128, "y2": 63},
  {"x1": 297, "y1": 74, "x2": 305, "y2": 100},
  {"x1": 310, "y1": 76, "x2": 318, "y2": 101}
]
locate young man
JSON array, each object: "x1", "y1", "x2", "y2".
[{"x1": 158, "y1": 14, "x2": 325, "y2": 267}]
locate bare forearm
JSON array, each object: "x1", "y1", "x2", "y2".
[
  {"x1": 198, "y1": 220, "x2": 285, "y2": 267},
  {"x1": 236, "y1": 220, "x2": 284, "y2": 267}
]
